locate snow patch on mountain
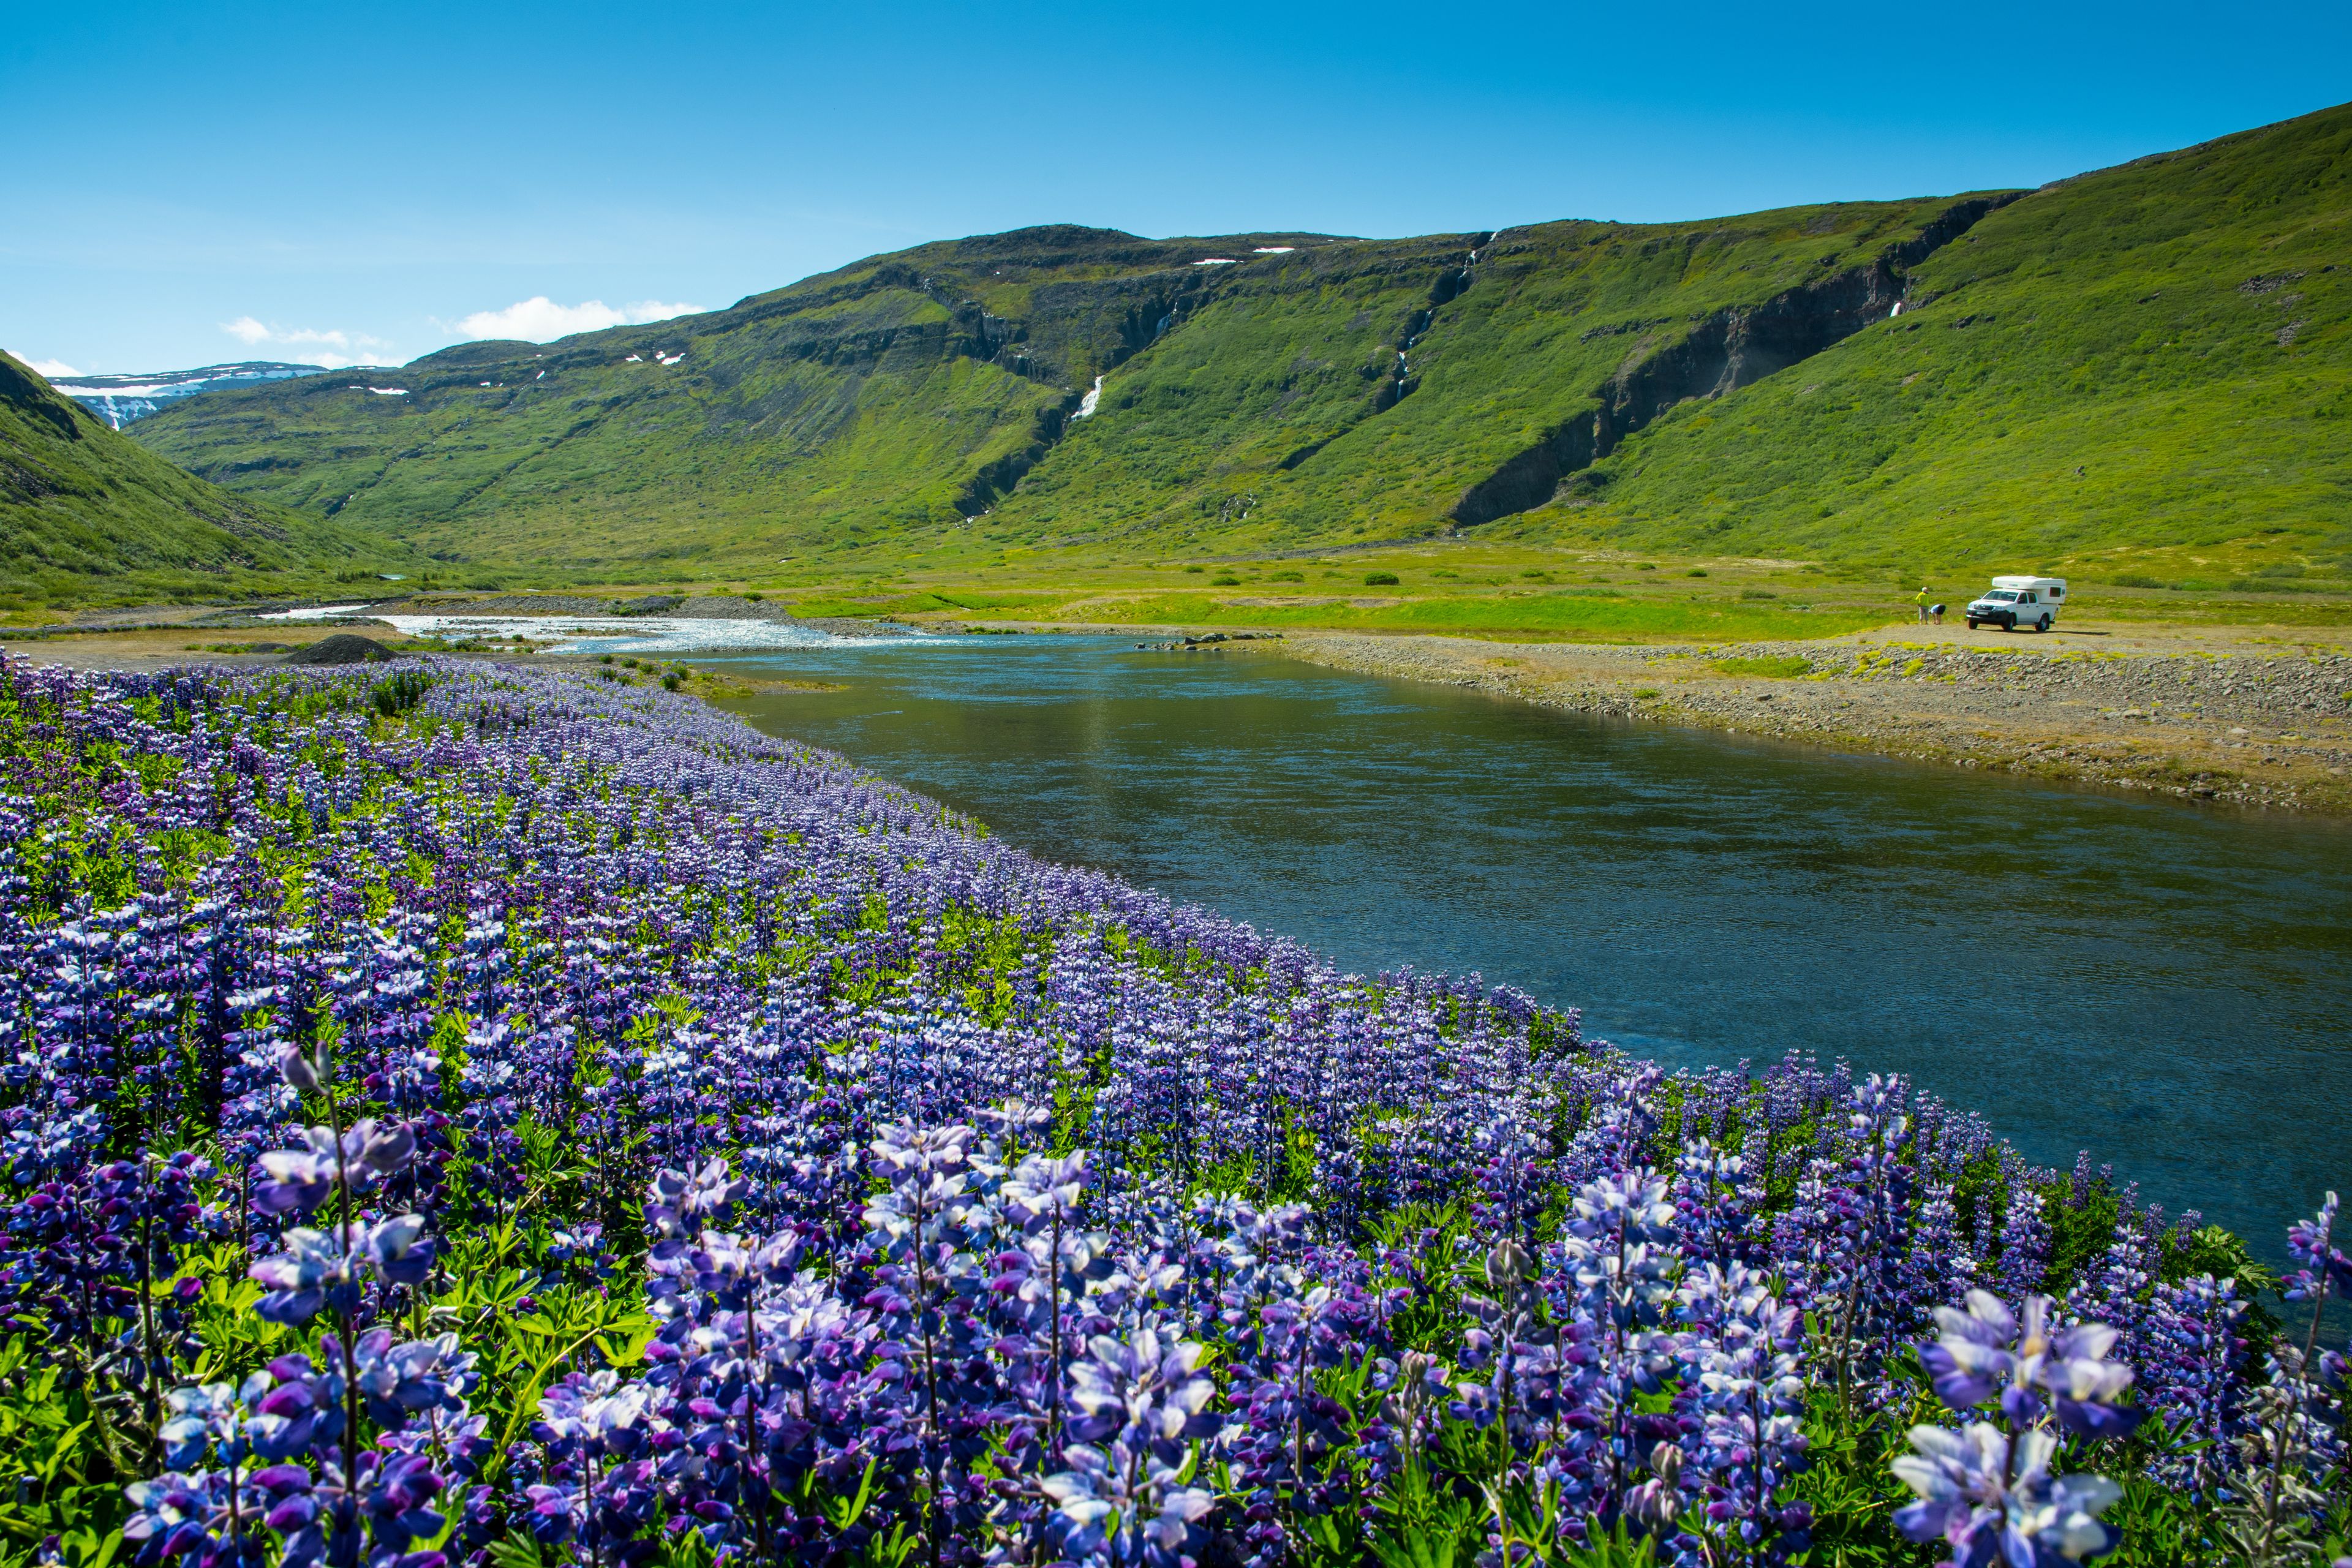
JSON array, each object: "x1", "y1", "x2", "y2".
[{"x1": 53, "y1": 361, "x2": 329, "y2": 428}]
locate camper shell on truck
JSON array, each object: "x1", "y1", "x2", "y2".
[{"x1": 1966, "y1": 576, "x2": 2068, "y2": 632}]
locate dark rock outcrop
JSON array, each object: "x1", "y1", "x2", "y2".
[
  {"x1": 284, "y1": 634, "x2": 394, "y2": 665},
  {"x1": 1448, "y1": 194, "x2": 2026, "y2": 527}
]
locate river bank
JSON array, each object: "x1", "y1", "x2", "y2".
[
  {"x1": 1285, "y1": 626, "x2": 2352, "y2": 814},
  {"x1": 12, "y1": 592, "x2": 2352, "y2": 816}
]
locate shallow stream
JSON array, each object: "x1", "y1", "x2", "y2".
[{"x1": 672, "y1": 634, "x2": 2352, "y2": 1247}]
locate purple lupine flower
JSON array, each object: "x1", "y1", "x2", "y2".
[
  {"x1": 2286, "y1": 1191, "x2": 2352, "y2": 1299},
  {"x1": 353, "y1": 1450, "x2": 448, "y2": 1562},
  {"x1": 252, "y1": 1120, "x2": 418, "y2": 1216},
  {"x1": 333, "y1": 1329, "x2": 477, "y2": 1428},
  {"x1": 247, "y1": 1215, "x2": 434, "y2": 1323},
  {"x1": 1044, "y1": 1323, "x2": 1219, "y2": 1565},
  {"x1": 246, "y1": 1366, "x2": 333, "y2": 1461},
  {"x1": 122, "y1": 1470, "x2": 254, "y2": 1565},
  {"x1": 1893, "y1": 1424, "x2": 2122, "y2": 1564},
  {"x1": 159, "y1": 1371, "x2": 276, "y2": 1469},
  {"x1": 274, "y1": 1038, "x2": 322, "y2": 1093},
  {"x1": 1899, "y1": 1287, "x2": 2136, "y2": 1568},
  {"x1": 643, "y1": 1156, "x2": 748, "y2": 1257},
  {"x1": 522, "y1": 1481, "x2": 581, "y2": 1545},
  {"x1": 1921, "y1": 1290, "x2": 2144, "y2": 1439},
  {"x1": 2139, "y1": 1272, "x2": 2247, "y2": 1493}
]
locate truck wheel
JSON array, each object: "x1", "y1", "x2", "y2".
[
  {"x1": 2037, "y1": 615, "x2": 2051, "y2": 631},
  {"x1": 1966, "y1": 618, "x2": 1980, "y2": 630}
]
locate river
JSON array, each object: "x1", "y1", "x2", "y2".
[{"x1": 696, "y1": 635, "x2": 2350, "y2": 1250}]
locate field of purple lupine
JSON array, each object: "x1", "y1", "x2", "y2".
[{"x1": 0, "y1": 653, "x2": 2344, "y2": 1568}]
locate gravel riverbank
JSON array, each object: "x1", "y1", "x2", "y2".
[{"x1": 1287, "y1": 631, "x2": 2352, "y2": 814}]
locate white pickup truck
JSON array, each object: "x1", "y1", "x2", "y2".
[{"x1": 1965, "y1": 576, "x2": 2068, "y2": 632}]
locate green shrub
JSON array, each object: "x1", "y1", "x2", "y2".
[
  {"x1": 1711, "y1": 655, "x2": 1813, "y2": 679},
  {"x1": 1686, "y1": 568, "x2": 1709, "y2": 578},
  {"x1": 1364, "y1": 571, "x2": 1401, "y2": 586},
  {"x1": 1212, "y1": 575, "x2": 1242, "y2": 586},
  {"x1": 367, "y1": 670, "x2": 434, "y2": 717}
]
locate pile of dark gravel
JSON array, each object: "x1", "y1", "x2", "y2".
[{"x1": 282, "y1": 634, "x2": 394, "y2": 666}]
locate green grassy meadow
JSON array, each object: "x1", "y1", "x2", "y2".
[{"x1": 447, "y1": 532, "x2": 2352, "y2": 649}]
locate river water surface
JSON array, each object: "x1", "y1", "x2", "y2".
[{"x1": 693, "y1": 635, "x2": 2350, "y2": 1249}]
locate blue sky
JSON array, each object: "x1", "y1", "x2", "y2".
[{"x1": 5, "y1": 0, "x2": 2346, "y2": 376}]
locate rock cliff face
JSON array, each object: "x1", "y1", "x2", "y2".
[{"x1": 1448, "y1": 195, "x2": 2023, "y2": 527}]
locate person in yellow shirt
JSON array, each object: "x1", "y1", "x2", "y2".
[{"x1": 1915, "y1": 586, "x2": 1931, "y2": 624}]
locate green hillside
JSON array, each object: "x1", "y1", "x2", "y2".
[
  {"x1": 125, "y1": 228, "x2": 1349, "y2": 570},
  {"x1": 0, "y1": 352, "x2": 404, "y2": 608},
  {"x1": 125, "y1": 206, "x2": 2015, "y2": 571},
  {"x1": 996, "y1": 198, "x2": 2013, "y2": 549},
  {"x1": 125, "y1": 101, "x2": 2352, "y2": 578},
  {"x1": 1536, "y1": 101, "x2": 2352, "y2": 574}
]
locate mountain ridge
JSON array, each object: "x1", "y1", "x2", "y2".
[
  {"x1": 53, "y1": 361, "x2": 329, "y2": 429},
  {"x1": 115, "y1": 98, "x2": 2352, "y2": 576},
  {"x1": 0, "y1": 351, "x2": 402, "y2": 606}
]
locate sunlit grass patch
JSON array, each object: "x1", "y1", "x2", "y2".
[
  {"x1": 1063, "y1": 590, "x2": 1894, "y2": 643},
  {"x1": 1710, "y1": 655, "x2": 1814, "y2": 678}
]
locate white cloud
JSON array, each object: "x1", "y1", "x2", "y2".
[
  {"x1": 8, "y1": 352, "x2": 81, "y2": 377},
  {"x1": 219, "y1": 317, "x2": 393, "y2": 369},
  {"x1": 451, "y1": 296, "x2": 703, "y2": 342}
]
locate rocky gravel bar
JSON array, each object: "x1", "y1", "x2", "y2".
[{"x1": 1287, "y1": 632, "x2": 2352, "y2": 814}]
